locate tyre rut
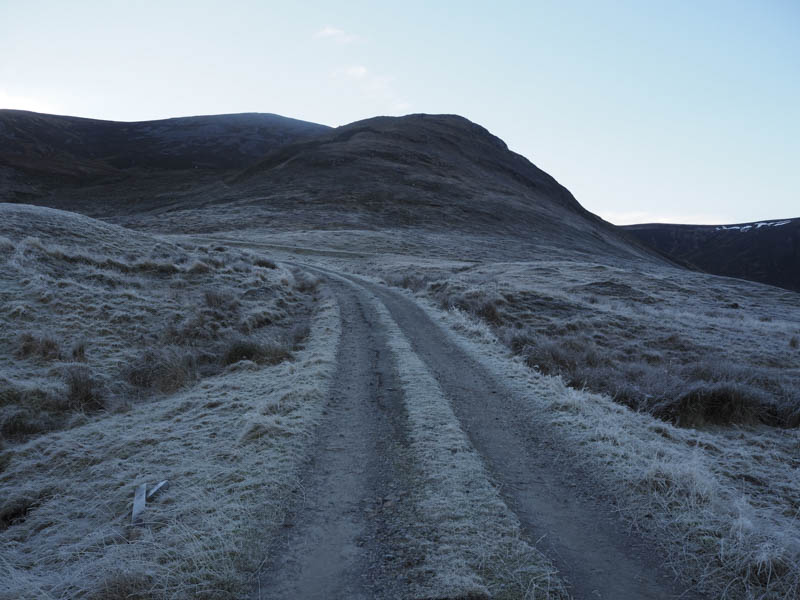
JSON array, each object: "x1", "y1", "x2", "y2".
[
  {"x1": 354, "y1": 274, "x2": 705, "y2": 600},
  {"x1": 252, "y1": 278, "x2": 414, "y2": 599},
  {"x1": 262, "y1": 262, "x2": 703, "y2": 599}
]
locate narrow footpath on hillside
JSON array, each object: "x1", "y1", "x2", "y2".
[{"x1": 253, "y1": 266, "x2": 705, "y2": 600}]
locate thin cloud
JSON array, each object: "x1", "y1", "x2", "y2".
[
  {"x1": 332, "y1": 65, "x2": 411, "y2": 114},
  {"x1": 314, "y1": 26, "x2": 357, "y2": 44},
  {"x1": 344, "y1": 65, "x2": 368, "y2": 80}
]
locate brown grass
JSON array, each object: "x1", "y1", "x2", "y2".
[
  {"x1": 126, "y1": 347, "x2": 197, "y2": 394},
  {"x1": 64, "y1": 366, "x2": 104, "y2": 412},
  {"x1": 399, "y1": 273, "x2": 800, "y2": 428},
  {"x1": 222, "y1": 338, "x2": 292, "y2": 366},
  {"x1": 16, "y1": 333, "x2": 61, "y2": 361}
]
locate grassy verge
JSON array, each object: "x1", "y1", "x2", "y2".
[
  {"x1": 425, "y1": 299, "x2": 800, "y2": 599},
  {"x1": 380, "y1": 262, "x2": 800, "y2": 428},
  {"x1": 0, "y1": 288, "x2": 341, "y2": 599},
  {"x1": 0, "y1": 204, "x2": 318, "y2": 441}
]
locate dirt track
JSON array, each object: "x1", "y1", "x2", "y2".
[
  {"x1": 253, "y1": 277, "x2": 418, "y2": 599},
  {"x1": 254, "y1": 267, "x2": 704, "y2": 599}
]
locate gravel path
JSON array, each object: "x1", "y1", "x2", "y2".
[{"x1": 255, "y1": 265, "x2": 705, "y2": 599}]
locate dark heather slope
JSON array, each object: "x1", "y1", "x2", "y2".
[
  {"x1": 624, "y1": 218, "x2": 800, "y2": 292},
  {"x1": 0, "y1": 110, "x2": 330, "y2": 202},
  {"x1": 229, "y1": 114, "x2": 660, "y2": 260},
  {"x1": 0, "y1": 110, "x2": 661, "y2": 262}
]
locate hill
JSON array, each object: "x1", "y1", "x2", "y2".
[
  {"x1": 232, "y1": 114, "x2": 621, "y2": 242},
  {"x1": 0, "y1": 111, "x2": 662, "y2": 262},
  {"x1": 623, "y1": 218, "x2": 800, "y2": 292},
  {"x1": 0, "y1": 109, "x2": 330, "y2": 204},
  {"x1": 1, "y1": 111, "x2": 799, "y2": 600}
]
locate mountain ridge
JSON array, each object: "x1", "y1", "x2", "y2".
[
  {"x1": 0, "y1": 109, "x2": 659, "y2": 263},
  {"x1": 7, "y1": 107, "x2": 793, "y2": 284},
  {"x1": 624, "y1": 218, "x2": 800, "y2": 292},
  {"x1": 0, "y1": 109, "x2": 330, "y2": 174}
]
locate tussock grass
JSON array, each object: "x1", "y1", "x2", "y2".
[
  {"x1": 0, "y1": 289, "x2": 342, "y2": 599},
  {"x1": 126, "y1": 347, "x2": 197, "y2": 394},
  {"x1": 70, "y1": 340, "x2": 87, "y2": 362},
  {"x1": 253, "y1": 257, "x2": 277, "y2": 269},
  {"x1": 657, "y1": 381, "x2": 769, "y2": 427},
  {"x1": 380, "y1": 261, "x2": 800, "y2": 428},
  {"x1": 428, "y1": 299, "x2": 800, "y2": 599},
  {"x1": 0, "y1": 380, "x2": 78, "y2": 438},
  {"x1": 203, "y1": 288, "x2": 240, "y2": 311},
  {"x1": 292, "y1": 270, "x2": 320, "y2": 293},
  {"x1": 16, "y1": 333, "x2": 61, "y2": 361},
  {"x1": 0, "y1": 203, "x2": 315, "y2": 442},
  {"x1": 222, "y1": 338, "x2": 291, "y2": 366},
  {"x1": 64, "y1": 366, "x2": 104, "y2": 412}
]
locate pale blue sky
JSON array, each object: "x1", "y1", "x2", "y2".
[{"x1": 1, "y1": 0, "x2": 797, "y2": 224}]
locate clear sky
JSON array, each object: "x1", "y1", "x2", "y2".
[{"x1": 1, "y1": 0, "x2": 798, "y2": 224}]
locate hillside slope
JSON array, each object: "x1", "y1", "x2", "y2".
[
  {"x1": 0, "y1": 110, "x2": 330, "y2": 203},
  {"x1": 2, "y1": 111, "x2": 799, "y2": 599},
  {"x1": 1, "y1": 110, "x2": 662, "y2": 262},
  {"x1": 230, "y1": 114, "x2": 646, "y2": 253},
  {"x1": 624, "y1": 218, "x2": 800, "y2": 292}
]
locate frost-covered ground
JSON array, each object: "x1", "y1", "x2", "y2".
[
  {"x1": 375, "y1": 257, "x2": 800, "y2": 427},
  {"x1": 3, "y1": 210, "x2": 799, "y2": 599},
  {"x1": 0, "y1": 204, "x2": 319, "y2": 440},
  {"x1": 210, "y1": 226, "x2": 800, "y2": 599},
  {"x1": 0, "y1": 204, "x2": 338, "y2": 599},
  {"x1": 429, "y1": 300, "x2": 800, "y2": 599}
]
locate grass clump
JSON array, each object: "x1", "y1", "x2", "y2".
[
  {"x1": 656, "y1": 382, "x2": 771, "y2": 427},
  {"x1": 222, "y1": 338, "x2": 291, "y2": 366},
  {"x1": 0, "y1": 492, "x2": 43, "y2": 531},
  {"x1": 16, "y1": 333, "x2": 61, "y2": 361},
  {"x1": 0, "y1": 408, "x2": 58, "y2": 438},
  {"x1": 254, "y1": 257, "x2": 277, "y2": 269},
  {"x1": 383, "y1": 272, "x2": 430, "y2": 292},
  {"x1": 203, "y1": 289, "x2": 238, "y2": 310},
  {"x1": 126, "y1": 347, "x2": 197, "y2": 394},
  {"x1": 85, "y1": 572, "x2": 155, "y2": 600},
  {"x1": 287, "y1": 322, "x2": 311, "y2": 349},
  {"x1": 70, "y1": 339, "x2": 87, "y2": 362},
  {"x1": 0, "y1": 383, "x2": 69, "y2": 438},
  {"x1": 186, "y1": 259, "x2": 212, "y2": 274},
  {"x1": 293, "y1": 271, "x2": 320, "y2": 293},
  {"x1": 64, "y1": 366, "x2": 104, "y2": 412}
]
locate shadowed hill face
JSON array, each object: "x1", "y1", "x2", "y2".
[
  {"x1": 241, "y1": 114, "x2": 587, "y2": 217},
  {"x1": 0, "y1": 110, "x2": 331, "y2": 175},
  {"x1": 624, "y1": 219, "x2": 800, "y2": 292},
  {"x1": 229, "y1": 114, "x2": 656, "y2": 260},
  {"x1": 0, "y1": 110, "x2": 660, "y2": 262}
]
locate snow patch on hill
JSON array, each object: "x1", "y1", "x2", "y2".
[{"x1": 716, "y1": 220, "x2": 791, "y2": 232}]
